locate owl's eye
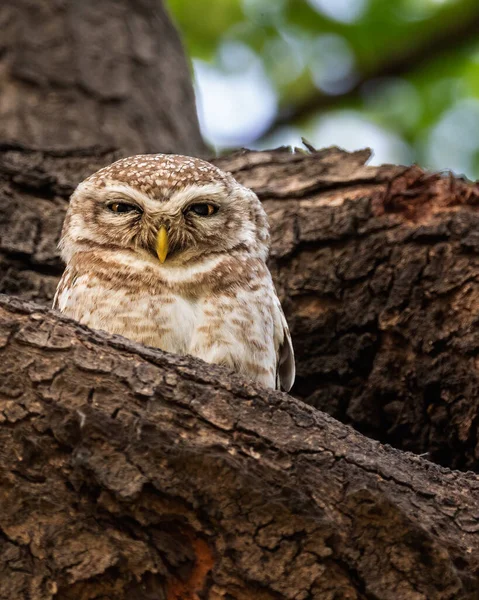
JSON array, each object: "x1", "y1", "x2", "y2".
[
  {"x1": 187, "y1": 203, "x2": 218, "y2": 217},
  {"x1": 107, "y1": 202, "x2": 141, "y2": 214}
]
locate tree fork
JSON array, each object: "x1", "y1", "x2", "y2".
[{"x1": 1, "y1": 143, "x2": 478, "y2": 470}]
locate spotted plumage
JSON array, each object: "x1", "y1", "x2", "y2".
[{"x1": 53, "y1": 154, "x2": 295, "y2": 390}]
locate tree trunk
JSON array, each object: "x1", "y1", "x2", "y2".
[
  {"x1": 1, "y1": 143, "x2": 478, "y2": 471},
  {"x1": 0, "y1": 0, "x2": 206, "y2": 156},
  {"x1": 1, "y1": 293, "x2": 479, "y2": 600}
]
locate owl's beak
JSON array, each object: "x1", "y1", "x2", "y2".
[{"x1": 156, "y1": 225, "x2": 169, "y2": 263}]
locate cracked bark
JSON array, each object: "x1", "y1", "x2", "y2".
[
  {"x1": 0, "y1": 0, "x2": 206, "y2": 156},
  {"x1": 1, "y1": 294, "x2": 479, "y2": 599},
  {"x1": 1, "y1": 143, "x2": 478, "y2": 471}
]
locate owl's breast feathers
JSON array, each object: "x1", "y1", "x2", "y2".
[{"x1": 53, "y1": 249, "x2": 294, "y2": 390}]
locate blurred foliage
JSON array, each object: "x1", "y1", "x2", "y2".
[{"x1": 167, "y1": 0, "x2": 479, "y2": 178}]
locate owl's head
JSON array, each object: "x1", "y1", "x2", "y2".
[{"x1": 59, "y1": 154, "x2": 270, "y2": 265}]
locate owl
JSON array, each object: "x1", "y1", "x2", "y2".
[{"x1": 53, "y1": 154, "x2": 295, "y2": 391}]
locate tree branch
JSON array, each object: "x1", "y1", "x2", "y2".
[
  {"x1": 2, "y1": 144, "x2": 479, "y2": 472},
  {"x1": 1, "y1": 293, "x2": 478, "y2": 598}
]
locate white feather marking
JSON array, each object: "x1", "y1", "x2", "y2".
[
  {"x1": 168, "y1": 183, "x2": 225, "y2": 207},
  {"x1": 101, "y1": 184, "x2": 159, "y2": 208},
  {"x1": 116, "y1": 251, "x2": 225, "y2": 284}
]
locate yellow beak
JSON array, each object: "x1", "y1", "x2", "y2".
[{"x1": 156, "y1": 225, "x2": 169, "y2": 263}]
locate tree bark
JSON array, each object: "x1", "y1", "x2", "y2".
[
  {"x1": 0, "y1": 0, "x2": 206, "y2": 156},
  {"x1": 217, "y1": 148, "x2": 479, "y2": 472},
  {"x1": 1, "y1": 293, "x2": 479, "y2": 600},
  {"x1": 1, "y1": 143, "x2": 478, "y2": 471}
]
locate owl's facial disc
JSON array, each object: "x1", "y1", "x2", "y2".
[{"x1": 60, "y1": 169, "x2": 270, "y2": 266}]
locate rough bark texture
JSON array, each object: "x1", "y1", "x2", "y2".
[
  {"x1": 1, "y1": 143, "x2": 478, "y2": 472},
  {"x1": 0, "y1": 1, "x2": 206, "y2": 156},
  {"x1": 217, "y1": 149, "x2": 479, "y2": 473},
  {"x1": 1, "y1": 294, "x2": 479, "y2": 600}
]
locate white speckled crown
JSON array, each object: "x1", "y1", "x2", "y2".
[{"x1": 85, "y1": 154, "x2": 230, "y2": 199}]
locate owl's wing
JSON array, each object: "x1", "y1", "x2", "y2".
[
  {"x1": 52, "y1": 266, "x2": 76, "y2": 312},
  {"x1": 273, "y1": 297, "x2": 295, "y2": 392}
]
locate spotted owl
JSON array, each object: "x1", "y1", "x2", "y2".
[{"x1": 53, "y1": 154, "x2": 295, "y2": 391}]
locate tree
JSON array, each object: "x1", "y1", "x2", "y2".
[
  {"x1": 1, "y1": 144, "x2": 479, "y2": 598},
  {"x1": 0, "y1": 0, "x2": 205, "y2": 156},
  {"x1": 0, "y1": 0, "x2": 479, "y2": 598}
]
